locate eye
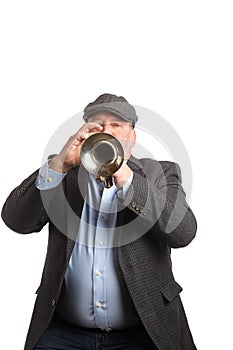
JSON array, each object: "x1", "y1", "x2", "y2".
[{"x1": 111, "y1": 122, "x2": 121, "y2": 128}]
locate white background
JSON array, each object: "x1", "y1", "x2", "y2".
[{"x1": 0, "y1": 1, "x2": 232, "y2": 349}]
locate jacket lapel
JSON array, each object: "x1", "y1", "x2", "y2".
[{"x1": 127, "y1": 155, "x2": 144, "y2": 173}]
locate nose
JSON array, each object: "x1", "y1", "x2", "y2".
[{"x1": 102, "y1": 123, "x2": 113, "y2": 134}]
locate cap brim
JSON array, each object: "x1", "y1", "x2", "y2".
[{"x1": 83, "y1": 107, "x2": 133, "y2": 124}]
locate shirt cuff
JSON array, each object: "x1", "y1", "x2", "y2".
[
  {"x1": 116, "y1": 170, "x2": 133, "y2": 199},
  {"x1": 35, "y1": 161, "x2": 67, "y2": 190}
]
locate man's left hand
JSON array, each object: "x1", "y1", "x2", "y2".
[{"x1": 113, "y1": 163, "x2": 132, "y2": 189}]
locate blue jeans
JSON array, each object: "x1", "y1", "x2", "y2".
[{"x1": 34, "y1": 317, "x2": 157, "y2": 350}]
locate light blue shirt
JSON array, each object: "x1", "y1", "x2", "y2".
[{"x1": 36, "y1": 162, "x2": 140, "y2": 331}]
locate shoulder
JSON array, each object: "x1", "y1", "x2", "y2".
[
  {"x1": 157, "y1": 160, "x2": 182, "y2": 179},
  {"x1": 129, "y1": 156, "x2": 182, "y2": 182}
]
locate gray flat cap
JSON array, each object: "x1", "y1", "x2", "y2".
[{"x1": 83, "y1": 93, "x2": 138, "y2": 127}]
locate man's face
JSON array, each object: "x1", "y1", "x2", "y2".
[{"x1": 87, "y1": 113, "x2": 136, "y2": 159}]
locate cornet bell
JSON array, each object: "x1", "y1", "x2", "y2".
[{"x1": 80, "y1": 133, "x2": 124, "y2": 188}]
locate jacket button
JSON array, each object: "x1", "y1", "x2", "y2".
[
  {"x1": 51, "y1": 298, "x2": 56, "y2": 307},
  {"x1": 131, "y1": 201, "x2": 136, "y2": 208}
]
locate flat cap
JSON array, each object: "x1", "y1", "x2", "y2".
[{"x1": 83, "y1": 93, "x2": 138, "y2": 127}]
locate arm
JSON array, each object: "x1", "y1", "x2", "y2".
[
  {"x1": 1, "y1": 169, "x2": 49, "y2": 234},
  {"x1": 122, "y1": 160, "x2": 197, "y2": 248},
  {"x1": 1, "y1": 122, "x2": 103, "y2": 234}
]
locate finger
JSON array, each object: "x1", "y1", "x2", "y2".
[
  {"x1": 84, "y1": 122, "x2": 103, "y2": 132},
  {"x1": 72, "y1": 123, "x2": 103, "y2": 141},
  {"x1": 74, "y1": 132, "x2": 90, "y2": 143}
]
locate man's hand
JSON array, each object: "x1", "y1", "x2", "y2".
[
  {"x1": 49, "y1": 122, "x2": 103, "y2": 173},
  {"x1": 113, "y1": 163, "x2": 132, "y2": 189}
]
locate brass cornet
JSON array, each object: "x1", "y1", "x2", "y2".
[{"x1": 80, "y1": 132, "x2": 124, "y2": 188}]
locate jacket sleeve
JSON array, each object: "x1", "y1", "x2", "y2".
[
  {"x1": 122, "y1": 160, "x2": 197, "y2": 248},
  {"x1": 1, "y1": 170, "x2": 49, "y2": 234}
]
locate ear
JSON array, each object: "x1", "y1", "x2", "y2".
[{"x1": 131, "y1": 129, "x2": 136, "y2": 145}]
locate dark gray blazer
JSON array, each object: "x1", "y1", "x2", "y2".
[{"x1": 1, "y1": 156, "x2": 197, "y2": 350}]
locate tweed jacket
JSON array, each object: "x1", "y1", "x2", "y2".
[{"x1": 1, "y1": 156, "x2": 197, "y2": 350}]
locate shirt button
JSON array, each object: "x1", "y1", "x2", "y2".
[
  {"x1": 98, "y1": 240, "x2": 104, "y2": 246},
  {"x1": 51, "y1": 298, "x2": 56, "y2": 307},
  {"x1": 40, "y1": 172, "x2": 45, "y2": 178},
  {"x1": 99, "y1": 187, "x2": 103, "y2": 192},
  {"x1": 47, "y1": 177, "x2": 53, "y2": 183},
  {"x1": 96, "y1": 302, "x2": 102, "y2": 308},
  {"x1": 96, "y1": 271, "x2": 102, "y2": 276},
  {"x1": 101, "y1": 214, "x2": 105, "y2": 219}
]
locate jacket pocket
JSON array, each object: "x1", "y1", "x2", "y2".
[{"x1": 160, "y1": 280, "x2": 183, "y2": 302}]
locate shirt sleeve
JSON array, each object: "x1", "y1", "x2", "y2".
[
  {"x1": 116, "y1": 170, "x2": 133, "y2": 199},
  {"x1": 35, "y1": 161, "x2": 67, "y2": 190}
]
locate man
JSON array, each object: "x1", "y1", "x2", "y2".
[{"x1": 2, "y1": 93, "x2": 197, "y2": 350}]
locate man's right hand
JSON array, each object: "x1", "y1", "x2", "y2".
[{"x1": 49, "y1": 122, "x2": 103, "y2": 173}]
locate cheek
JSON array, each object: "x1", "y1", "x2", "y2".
[
  {"x1": 120, "y1": 134, "x2": 135, "y2": 155},
  {"x1": 116, "y1": 132, "x2": 130, "y2": 144},
  {"x1": 111, "y1": 129, "x2": 126, "y2": 138}
]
